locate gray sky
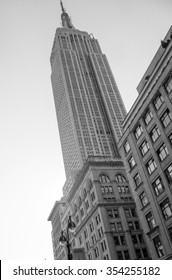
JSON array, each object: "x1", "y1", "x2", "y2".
[{"x1": 0, "y1": 0, "x2": 172, "y2": 259}]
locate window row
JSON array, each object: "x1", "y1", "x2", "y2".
[
  {"x1": 100, "y1": 173, "x2": 127, "y2": 183},
  {"x1": 145, "y1": 198, "x2": 172, "y2": 232},
  {"x1": 131, "y1": 108, "x2": 172, "y2": 144},
  {"x1": 129, "y1": 141, "x2": 169, "y2": 174},
  {"x1": 134, "y1": 162, "x2": 172, "y2": 193}
]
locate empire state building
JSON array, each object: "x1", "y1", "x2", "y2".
[
  {"x1": 50, "y1": 1, "x2": 127, "y2": 179},
  {"x1": 48, "y1": 1, "x2": 150, "y2": 261}
]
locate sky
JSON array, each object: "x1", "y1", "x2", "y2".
[{"x1": 0, "y1": 0, "x2": 172, "y2": 260}]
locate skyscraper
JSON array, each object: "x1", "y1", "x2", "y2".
[
  {"x1": 50, "y1": 1, "x2": 127, "y2": 179},
  {"x1": 48, "y1": 1, "x2": 150, "y2": 260}
]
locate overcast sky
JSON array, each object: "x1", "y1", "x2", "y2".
[{"x1": 0, "y1": 0, "x2": 172, "y2": 260}]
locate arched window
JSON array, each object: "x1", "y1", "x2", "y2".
[
  {"x1": 99, "y1": 174, "x2": 111, "y2": 183},
  {"x1": 115, "y1": 174, "x2": 127, "y2": 183}
]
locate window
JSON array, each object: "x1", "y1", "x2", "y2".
[
  {"x1": 135, "y1": 248, "x2": 148, "y2": 259},
  {"x1": 99, "y1": 174, "x2": 110, "y2": 183},
  {"x1": 146, "y1": 158, "x2": 157, "y2": 175},
  {"x1": 133, "y1": 173, "x2": 142, "y2": 187},
  {"x1": 150, "y1": 125, "x2": 160, "y2": 142},
  {"x1": 85, "y1": 200, "x2": 89, "y2": 209},
  {"x1": 164, "y1": 163, "x2": 172, "y2": 183},
  {"x1": 134, "y1": 221, "x2": 140, "y2": 229},
  {"x1": 131, "y1": 208, "x2": 137, "y2": 217},
  {"x1": 132, "y1": 235, "x2": 138, "y2": 244},
  {"x1": 101, "y1": 240, "x2": 107, "y2": 252},
  {"x1": 118, "y1": 186, "x2": 129, "y2": 193},
  {"x1": 168, "y1": 132, "x2": 172, "y2": 146},
  {"x1": 134, "y1": 124, "x2": 143, "y2": 139},
  {"x1": 91, "y1": 191, "x2": 95, "y2": 201},
  {"x1": 101, "y1": 186, "x2": 113, "y2": 193},
  {"x1": 168, "y1": 226, "x2": 172, "y2": 242},
  {"x1": 128, "y1": 221, "x2": 140, "y2": 230},
  {"x1": 104, "y1": 197, "x2": 116, "y2": 203},
  {"x1": 140, "y1": 140, "x2": 150, "y2": 156},
  {"x1": 117, "y1": 250, "x2": 130, "y2": 260},
  {"x1": 128, "y1": 156, "x2": 136, "y2": 169},
  {"x1": 139, "y1": 191, "x2": 149, "y2": 207},
  {"x1": 146, "y1": 211, "x2": 156, "y2": 230},
  {"x1": 157, "y1": 143, "x2": 169, "y2": 161},
  {"x1": 113, "y1": 209, "x2": 120, "y2": 218},
  {"x1": 84, "y1": 229, "x2": 88, "y2": 239},
  {"x1": 124, "y1": 208, "x2": 137, "y2": 218},
  {"x1": 114, "y1": 235, "x2": 126, "y2": 246},
  {"x1": 164, "y1": 75, "x2": 172, "y2": 94},
  {"x1": 152, "y1": 177, "x2": 164, "y2": 196},
  {"x1": 135, "y1": 248, "x2": 142, "y2": 259},
  {"x1": 115, "y1": 174, "x2": 127, "y2": 183},
  {"x1": 110, "y1": 223, "x2": 116, "y2": 231},
  {"x1": 92, "y1": 234, "x2": 96, "y2": 245},
  {"x1": 104, "y1": 254, "x2": 109, "y2": 260},
  {"x1": 78, "y1": 196, "x2": 82, "y2": 206},
  {"x1": 98, "y1": 227, "x2": 103, "y2": 238},
  {"x1": 95, "y1": 214, "x2": 101, "y2": 225},
  {"x1": 76, "y1": 215, "x2": 79, "y2": 224},
  {"x1": 160, "y1": 109, "x2": 172, "y2": 127},
  {"x1": 116, "y1": 222, "x2": 123, "y2": 231},
  {"x1": 114, "y1": 236, "x2": 120, "y2": 245},
  {"x1": 107, "y1": 209, "x2": 119, "y2": 218},
  {"x1": 124, "y1": 141, "x2": 131, "y2": 154},
  {"x1": 132, "y1": 234, "x2": 144, "y2": 244},
  {"x1": 74, "y1": 204, "x2": 77, "y2": 213},
  {"x1": 83, "y1": 189, "x2": 87, "y2": 199},
  {"x1": 79, "y1": 235, "x2": 82, "y2": 245},
  {"x1": 89, "y1": 222, "x2": 94, "y2": 232},
  {"x1": 124, "y1": 250, "x2": 130, "y2": 260},
  {"x1": 144, "y1": 110, "x2": 153, "y2": 125},
  {"x1": 120, "y1": 236, "x2": 126, "y2": 245},
  {"x1": 117, "y1": 251, "x2": 123, "y2": 260},
  {"x1": 153, "y1": 94, "x2": 164, "y2": 110},
  {"x1": 107, "y1": 209, "x2": 113, "y2": 218},
  {"x1": 160, "y1": 198, "x2": 172, "y2": 220},
  {"x1": 86, "y1": 241, "x2": 89, "y2": 250},
  {"x1": 94, "y1": 247, "x2": 99, "y2": 258},
  {"x1": 128, "y1": 221, "x2": 134, "y2": 230},
  {"x1": 80, "y1": 208, "x2": 84, "y2": 217},
  {"x1": 88, "y1": 180, "x2": 93, "y2": 190},
  {"x1": 153, "y1": 235, "x2": 165, "y2": 258},
  {"x1": 143, "y1": 248, "x2": 149, "y2": 258}
]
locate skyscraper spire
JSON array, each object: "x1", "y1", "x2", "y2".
[
  {"x1": 60, "y1": 0, "x2": 74, "y2": 29},
  {"x1": 60, "y1": 0, "x2": 65, "y2": 13}
]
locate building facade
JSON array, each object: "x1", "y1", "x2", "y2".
[
  {"x1": 118, "y1": 26, "x2": 172, "y2": 259},
  {"x1": 48, "y1": 156, "x2": 150, "y2": 260},
  {"x1": 48, "y1": 1, "x2": 150, "y2": 260},
  {"x1": 47, "y1": 1, "x2": 167, "y2": 260}
]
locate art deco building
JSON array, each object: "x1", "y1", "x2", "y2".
[
  {"x1": 48, "y1": 1, "x2": 150, "y2": 260},
  {"x1": 118, "y1": 26, "x2": 172, "y2": 259},
  {"x1": 50, "y1": 1, "x2": 126, "y2": 180}
]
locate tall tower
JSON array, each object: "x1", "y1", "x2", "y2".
[
  {"x1": 48, "y1": 1, "x2": 150, "y2": 260},
  {"x1": 50, "y1": 1, "x2": 127, "y2": 178}
]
